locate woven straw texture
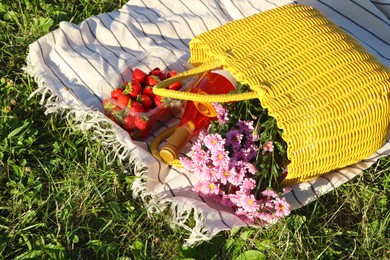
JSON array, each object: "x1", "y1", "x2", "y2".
[{"x1": 154, "y1": 4, "x2": 390, "y2": 186}]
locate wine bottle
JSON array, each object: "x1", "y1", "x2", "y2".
[{"x1": 159, "y1": 70, "x2": 236, "y2": 163}]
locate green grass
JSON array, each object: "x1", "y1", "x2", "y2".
[{"x1": 1, "y1": 0, "x2": 389, "y2": 259}]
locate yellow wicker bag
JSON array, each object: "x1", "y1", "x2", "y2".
[{"x1": 153, "y1": 4, "x2": 390, "y2": 186}]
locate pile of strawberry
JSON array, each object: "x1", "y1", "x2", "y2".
[{"x1": 102, "y1": 67, "x2": 183, "y2": 139}]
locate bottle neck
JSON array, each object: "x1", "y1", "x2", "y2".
[{"x1": 192, "y1": 70, "x2": 237, "y2": 117}]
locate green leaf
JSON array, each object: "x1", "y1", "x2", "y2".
[
  {"x1": 234, "y1": 250, "x2": 266, "y2": 260},
  {"x1": 239, "y1": 229, "x2": 254, "y2": 240},
  {"x1": 34, "y1": 17, "x2": 54, "y2": 32},
  {"x1": 253, "y1": 239, "x2": 275, "y2": 251},
  {"x1": 15, "y1": 250, "x2": 43, "y2": 259},
  {"x1": 0, "y1": 3, "x2": 8, "y2": 13},
  {"x1": 3, "y1": 10, "x2": 18, "y2": 22},
  {"x1": 86, "y1": 239, "x2": 103, "y2": 251},
  {"x1": 72, "y1": 234, "x2": 79, "y2": 244},
  {"x1": 224, "y1": 238, "x2": 235, "y2": 251},
  {"x1": 42, "y1": 243, "x2": 66, "y2": 259},
  {"x1": 7, "y1": 121, "x2": 29, "y2": 139},
  {"x1": 20, "y1": 233, "x2": 32, "y2": 250},
  {"x1": 131, "y1": 240, "x2": 143, "y2": 251},
  {"x1": 131, "y1": 240, "x2": 143, "y2": 259},
  {"x1": 11, "y1": 162, "x2": 24, "y2": 178}
]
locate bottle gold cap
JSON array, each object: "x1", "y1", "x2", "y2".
[{"x1": 160, "y1": 126, "x2": 192, "y2": 163}]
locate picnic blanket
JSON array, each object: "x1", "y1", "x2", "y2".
[{"x1": 26, "y1": 0, "x2": 390, "y2": 245}]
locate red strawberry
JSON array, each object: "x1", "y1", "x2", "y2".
[
  {"x1": 145, "y1": 75, "x2": 160, "y2": 86},
  {"x1": 138, "y1": 129, "x2": 151, "y2": 139},
  {"x1": 132, "y1": 68, "x2": 147, "y2": 84},
  {"x1": 110, "y1": 106, "x2": 123, "y2": 123},
  {"x1": 154, "y1": 95, "x2": 166, "y2": 107},
  {"x1": 103, "y1": 98, "x2": 116, "y2": 113},
  {"x1": 137, "y1": 94, "x2": 153, "y2": 109},
  {"x1": 134, "y1": 116, "x2": 149, "y2": 130},
  {"x1": 168, "y1": 81, "x2": 183, "y2": 90},
  {"x1": 117, "y1": 93, "x2": 131, "y2": 107},
  {"x1": 130, "y1": 101, "x2": 145, "y2": 114},
  {"x1": 111, "y1": 88, "x2": 123, "y2": 100},
  {"x1": 149, "y1": 67, "x2": 166, "y2": 80},
  {"x1": 123, "y1": 81, "x2": 142, "y2": 98},
  {"x1": 167, "y1": 70, "x2": 178, "y2": 78},
  {"x1": 123, "y1": 115, "x2": 134, "y2": 130},
  {"x1": 142, "y1": 85, "x2": 156, "y2": 100},
  {"x1": 144, "y1": 107, "x2": 152, "y2": 113}
]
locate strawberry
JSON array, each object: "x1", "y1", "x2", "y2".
[
  {"x1": 154, "y1": 95, "x2": 166, "y2": 107},
  {"x1": 102, "y1": 98, "x2": 116, "y2": 113},
  {"x1": 132, "y1": 68, "x2": 147, "y2": 84},
  {"x1": 117, "y1": 93, "x2": 131, "y2": 107},
  {"x1": 142, "y1": 85, "x2": 156, "y2": 100},
  {"x1": 134, "y1": 116, "x2": 149, "y2": 130},
  {"x1": 167, "y1": 70, "x2": 178, "y2": 78},
  {"x1": 130, "y1": 101, "x2": 145, "y2": 114},
  {"x1": 111, "y1": 88, "x2": 123, "y2": 100},
  {"x1": 168, "y1": 81, "x2": 183, "y2": 90},
  {"x1": 123, "y1": 81, "x2": 142, "y2": 98},
  {"x1": 123, "y1": 115, "x2": 134, "y2": 130},
  {"x1": 149, "y1": 67, "x2": 166, "y2": 80},
  {"x1": 110, "y1": 106, "x2": 123, "y2": 123},
  {"x1": 145, "y1": 75, "x2": 160, "y2": 86},
  {"x1": 137, "y1": 94, "x2": 153, "y2": 109},
  {"x1": 144, "y1": 107, "x2": 152, "y2": 113},
  {"x1": 138, "y1": 129, "x2": 151, "y2": 139}
]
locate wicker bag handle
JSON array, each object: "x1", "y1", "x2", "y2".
[{"x1": 153, "y1": 60, "x2": 260, "y2": 102}]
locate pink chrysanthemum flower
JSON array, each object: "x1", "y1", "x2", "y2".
[
  {"x1": 226, "y1": 167, "x2": 244, "y2": 186},
  {"x1": 243, "y1": 143, "x2": 259, "y2": 161},
  {"x1": 247, "y1": 131, "x2": 260, "y2": 143},
  {"x1": 255, "y1": 211, "x2": 279, "y2": 225},
  {"x1": 225, "y1": 129, "x2": 243, "y2": 149},
  {"x1": 180, "y1": 157, "x2": 194, "y2": 171},
  {"x1": 240, "y1": 178, "x2": 256, "y2": 195},
  {"x1": 195, "y1": 165, "x2": 217, "y2": 182},
  {"x1": 219, "y1": 194, "x2": 234, "y2": 208},
  {"x1": 237, "y1": 120, "x2": 255, "y2": 133},
  {"x1": 239, "y1": 194, "x2": 260, "y2": 213},
  {"x1": 207, "y1": 168, "x2": 219, "y2": 183},
  {"x1": 193, "y1": 181, "x2": 220, "y2": 196},
  {"x1": 245, "y1": 163, "x2": 258, "y2": 175},
  {"x1": 211, "y1": 149, "x2": 229, "y2": 168},
  {"x1": 263, "y1": 140, "x2": 274, "y2": 152},
  {"x1": 274, "y1": 197, "x2": 291, "y2": 217},
  {"x1": 213, "y1": 103, "x2": 229, "y2": 124},
  {"x1": 204, "y1": 133, "x2": 225, "y2": 152},
  {"x1": 231, "y1": 148, "x2": 249, "y2": 162},
  {"x1": 258, "y1": 196, "x2": 274, "y2": 209},
  {"x1": 235, "y1": 208, "x2": 255, "y2": 224},
  {"x1": 192, "y1": 149, "x2": 210, "y2": 168},
  {"x1": 215, "y1": 167, "x2": 230, "y2": 185},
  {"x1": 262, "y1": 188, "x2": 279, "y2": 198}
]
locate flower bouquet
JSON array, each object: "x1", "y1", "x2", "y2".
[{"x1": 179, "y1": 83, "x2": 292, "y2": 225}]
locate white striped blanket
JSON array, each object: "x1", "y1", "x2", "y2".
[{"x1": 26, "y1": 0, "x2": 390, "y2": 245}]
